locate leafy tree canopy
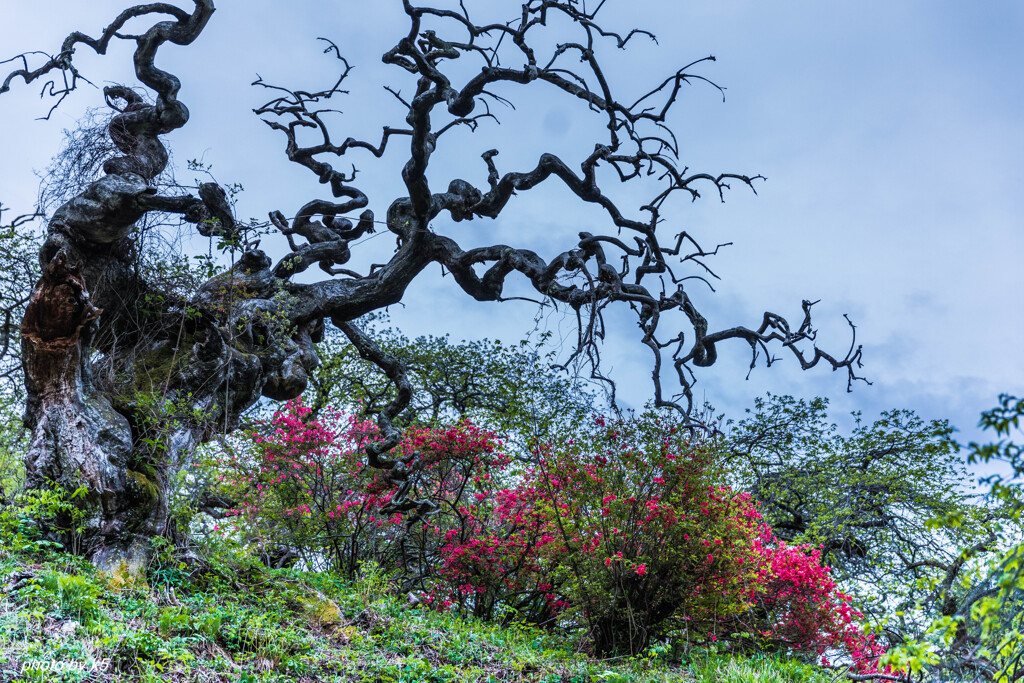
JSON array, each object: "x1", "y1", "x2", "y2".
[{"x1": 725, "y1": 394, "x2": 1003, "y2": 635}]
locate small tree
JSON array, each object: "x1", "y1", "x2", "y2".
[
  {"x1": 726, "y1": 393, "x2": 1000, "y2": 639},
  {"x1": 908, "y1": 395, "x2": 1024, "y2": 681},
  {"x1": 523, "y1": 413, "x2": 885, "y2": 665},
  {"x1": 306, "y1": 321, "x2": 594, "y2": 439},
  {"x1": 0, "y1": 209, "x2": 39, "y2": 500},
  {"x1": 530, "y1": 414, "x2": 759, "y2": 654}
]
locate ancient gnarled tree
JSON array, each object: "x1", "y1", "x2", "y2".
[{"x1": 1, "y1": 1, "x2": 864, "y2": 570}]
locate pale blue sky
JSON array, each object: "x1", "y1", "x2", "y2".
[{"x1": 0, "y1": 1, "x2": 1021, "y2": 467}]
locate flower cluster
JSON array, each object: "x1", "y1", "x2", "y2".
[{"x1": 745, "y1": 535, "x2": 888, "y2": 671}]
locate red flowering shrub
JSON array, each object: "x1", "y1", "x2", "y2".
[
  {"x1": 212, "y1": 399, "x2": 403, "y2": 574},
  {"x1": 423, "y1": 413, "x2": 889, "y2": 668},
  {"x1": 383, "y1": 422, "x2": 560, "y2": 621},
  {"x1": 521, "y1": 414, "x2": 763, "y2": 655}
]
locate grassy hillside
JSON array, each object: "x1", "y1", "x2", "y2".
[{"x1": 0, "y1": 544, "x2": 833, "y2": 683}]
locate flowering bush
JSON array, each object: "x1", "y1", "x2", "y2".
[
  {"x1": 382, "y1": 421, "x2": 559, "y2": 621},
  {"x1": 215, "y1": 401, "x2": 887, "y2": 670},
  {"x1": 521, "y1": 415, "x2": 763, "y2": 654},
  {"x1": 212, "y1": 399, "x2": 402, "y2": 574},
  {"x1": 214, "y1": 399, "x2": 546, "y2": 611}
]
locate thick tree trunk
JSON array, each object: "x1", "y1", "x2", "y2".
[
  {"x1": 20, "y1": 229, "x2": 324, "y2": 572},
  {"x1": 20, "y1": 253, "x2": 159, "y2": 571}
]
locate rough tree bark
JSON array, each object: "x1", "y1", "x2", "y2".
[{"x1": 2, "y1": 0, "x2": 865, "y2": 571}]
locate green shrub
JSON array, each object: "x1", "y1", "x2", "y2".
[
  {"x1": 0, "y1": 484, "x2": 88, "y2": 555},
  {"x1": 24, "y1": 570, "x2": 104, "y2": 625}
]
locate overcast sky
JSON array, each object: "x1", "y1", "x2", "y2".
[{"x1": 1, "y1": 1, "x2": 1021, "y2": 474}]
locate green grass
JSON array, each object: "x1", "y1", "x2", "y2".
[
  {"x1": 0, "y1": 546, "x2": 834, "y2": 683},
  {"x1": 687, "y1": 653, "x2": 833, "y2": 683}
]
